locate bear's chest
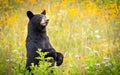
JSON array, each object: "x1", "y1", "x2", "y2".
[
  {"x1": 37, "y1": 38, "x2": 51, "y2": 48},
  {"x1": 35, "y1": 35, "x2": 52, "y2": 49},
  {"x1": 26, "y1": 33, "x2": 52, "y2": 50}
]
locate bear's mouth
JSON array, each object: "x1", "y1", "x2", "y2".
[{"x1": 41, "y1": 22, "x2": 48, "y2": 26}]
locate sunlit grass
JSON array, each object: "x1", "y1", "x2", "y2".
[{"x1": 0, "y1": 0, "x2": 120, "y2": 75}]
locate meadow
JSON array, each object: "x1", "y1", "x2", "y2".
[{"x1": 0, "y1": 0, "x2": 120, "y2": 75}]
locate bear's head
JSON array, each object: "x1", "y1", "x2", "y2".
[{"x1": 27, "y1": 10, "x2": 49, "y2": 32}]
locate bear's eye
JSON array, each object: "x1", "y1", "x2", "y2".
[{"x1": 39, "y1": 16, "x2": 42, "y2": 19}]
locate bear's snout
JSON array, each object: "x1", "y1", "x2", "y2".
[{"x1": 40, "y1": 18, "x2": 49, "y2": 26}]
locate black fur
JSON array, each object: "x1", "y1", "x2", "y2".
[{"x1": 26, "y1": 10, "x2": 63, "y2": 71}]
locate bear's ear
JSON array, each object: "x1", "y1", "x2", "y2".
[
  {"x1": 41, "y1": 10, "x2": 46, "y2": 15},
  {"x1": 27, "y1": 11, "x2": 34, "y2": 19}
]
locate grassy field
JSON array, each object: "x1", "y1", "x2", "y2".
[{"x1": 0, "y1": 0, "x2": 120, "y2": 75}]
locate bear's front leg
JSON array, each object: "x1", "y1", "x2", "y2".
[
  {"x1": 41, "y1": 48, "x2": 64, "y2": 66},
  {"x1": 41, "y1": 48, "x2": 57, "y2": 59}
]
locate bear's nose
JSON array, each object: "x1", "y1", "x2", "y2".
[
  {"x1": 46, "y1": 19, "x2": 49, "y2": 23},
  {"x1": 46, "y1": 19, "x2": 49, "y2": 22}
]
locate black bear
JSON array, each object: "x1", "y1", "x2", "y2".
[{"x1": 26, "y1": 10, "x2": 63, "y2": 71}]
